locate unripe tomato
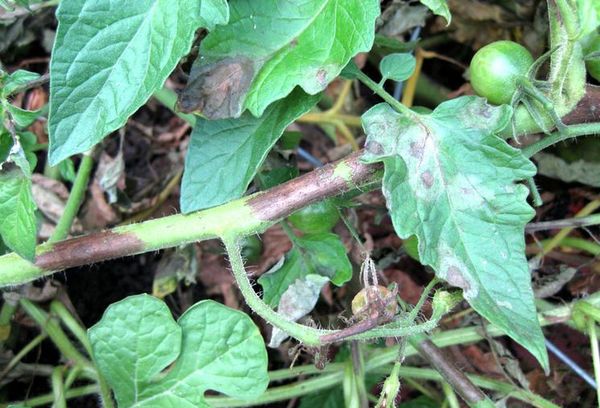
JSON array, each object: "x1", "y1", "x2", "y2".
[
  {"x1": 288, "y1": 199, "x2": 340, "y2": 234},
  {"x1": 469, "y1": 41, "x2": 534, "y2": 105},
  {"x1": 585, "y1": 35, "x2": 600, "y2": 82}
]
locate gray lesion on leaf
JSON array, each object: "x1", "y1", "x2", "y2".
[
  {"x1": 365, "y1": 140, "x2": 384, "y2": 156},
  {"x1": 420, "y1": 170, "x2": 434, "y2": 189},
  {"x1": 445, "y1": 265, "x2": 471, "y2": 293},
  {"x1": 409, "y1": 141, "x2": 425, "y2": 160},
  {"x1": 315, "y1": 68, "x2": 328, "y2": 88},
  {"x1": 436, "y1": 244, "x2": 478, "y2": 300},
  {"x1": 177, "y1": 56, "x2": 255, "y2": 119},
  {"x1": 457, "y1": 97, "x2": 510, "y2": 131}
]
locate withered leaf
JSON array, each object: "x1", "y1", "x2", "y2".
[{"x1": 177, "y1": 56, "x2": 255, "y2": 119}]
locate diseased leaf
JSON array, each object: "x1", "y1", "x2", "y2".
[
  {"x1": 48, "y1": 0, "x2": 229, "y2": 164},
  {"x1": 419, "y1": 0, "x2": 451, "y2": 24},
  {"x1": 259, "y1": 233, "x2": 352, "y2": 307},
  {"x1": 181, "y1": 89, "x2": 318, "y2": 213},
  {"x1": 361, "y1": 97, "x2": 548, "y2": 370},
  {"x1": 178, "y1": 0, "x2": 380, "y2": 119},
  {"x1": 269, "y1": 274, "x2": 328, "y2": 347},
  {"x1": 89, "y1": 294, "x2": 269, "y2": 407},
  {"x1": 0, "y1": 166, "x2": 37, "y2": 260},
  {"x1": 379, "y1": 53, "x2": 416, "y2": 83}
]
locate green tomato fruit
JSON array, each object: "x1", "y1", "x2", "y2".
[
  {"x1": 585, "y1": 35, "x2": 600, "y2": 82},
  {"x1": 240, "y1": 235, "x2": 263, "y2": 264},
  {"x1": 288, "y1": 199, "x2": 340, "y2": 234},
  {"x1": 469, "y1": 40, "x2": 534, "y2": 105}
]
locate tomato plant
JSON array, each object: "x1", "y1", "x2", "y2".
[
  {"x1": 0, "y1": 0, "x2": 599, "y2": 407},
  {"x1": 469, "y1": 40, "x2": 534, "y2": 105}
]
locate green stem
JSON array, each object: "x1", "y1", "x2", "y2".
[
  {"x1": 522, "y1": 122, "x2": 600, "y2": 157},
  {"x1": 208, "y1": 364, "x2": 558, "y2": 408},
  {"x1": 533, "y1": 237, "x2": 600, "y2": 256},
  {"x1": 589, "y1": 319, "x2": 600, "y2": 408},
  {"x1": 406, "y1": 277, "x2": 439, "y2": 323},
  {"x1": 50, "y1": 300, "x2": 92, "y2": 355},
  {"x1": 442, "y1": 382, "x2": 461, "y2": 408},
  {"x1": 12, "y1": 384, "x2": 99, "y2": 407},
  {"x1": 51, "y1": 366, "x2": 67, "y2": 408},
  {"x1": 19, "y1": 299, "x2": 92, "y2": 371},
  {"x1": 223, "y1": 236, "x2": 325, "y2": 346},
  {"x1": 64, "y1": 365, "x2": 82, "y2": 389},
  {"x1": 0, "y1": 332, "x2": 46, "y2": 381},
  {"x1": 49, "y1": 153, "x2": 94, "y2": 242},
  {"x1": 223, "y1": 237, "x2": 459, "y2": 345},
  {"x1": 210, "y1": 372, "x2": 344, "y2": 408},
  {"x1": 348, "y1": 63, "x2": 415, "y2": 117},
  {"x1": 225, "y1": 295, "x2": 592, "y2": 408}
]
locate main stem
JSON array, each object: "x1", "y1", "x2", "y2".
[{"x1": 1, "y1": 106, "x2": 599, "y2": 287}]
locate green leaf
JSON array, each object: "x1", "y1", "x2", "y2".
[
  {"x1": 379, "y1": 53, "x2": 416, "y2": 83},
  {"x1": 0, "y1": 166, "x2": 37, "y2": 260},
  {"x1": 48, "y1": 0, "x2": 229, "y2": 165},
  {"x1": 181, "y1": 89, "x2": 319, "y2": 213},
  {"x1": 89, "y1": 294, "x2": 269, "y2": 407},
  {"x1": 6, "y1": 104, "x2": 39, "y2": 128},
  {"x1": 577, "y1": 0, "x2": 600, "y2": 44},
  {"x1": 419, "y1": 0, "x2": 451, "y2": 24},
  {"x1": 178, "y1": 0, "x2": 380, "y2": 119},
  {"x1": 0, "y1": 130, "x2": 12, "y2": 164},
  {"x1": 259, "y1": 232, "x2": 352, "y2": 307},
  {"x1": 361, "y1": 97, "x2": 548, "y2": 370},
  {"x1": 1, "y1": 69, "x2": 39, "y2": 97},
  {"x1": 58, "y1": 159, "x2": 76, "y2": 183}
]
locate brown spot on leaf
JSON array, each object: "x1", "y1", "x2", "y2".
[
  {"x1": 177, "y1": 56, "x2": 255, "y2": 119},
  {"x1": 421, "y1": 170, "x2": 434, "y2": 188}
]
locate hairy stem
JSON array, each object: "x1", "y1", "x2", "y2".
[
  {"x1": 521, "y1": 122, "x2": 600, "y2": 157},
  {"x1": 224, "y1": 236, "x2": 460, "y2": 345}
]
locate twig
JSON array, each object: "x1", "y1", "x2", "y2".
[
  {"x1": 409, "y1": 333, "x2": 495, "y2": 407},
  {"x1": 526, "y1": 213, "x2": 600, "y2": 232}
]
